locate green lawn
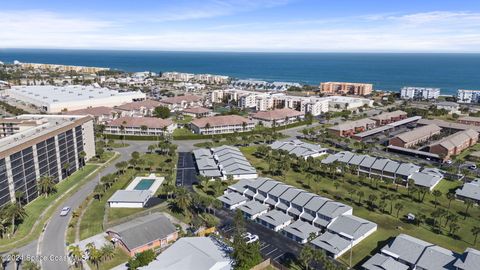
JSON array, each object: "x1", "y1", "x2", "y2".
[
  {"x1": 79, "y1": 169, "x2": 136, "y2": 239},
  {"x1": 241, "y1": 146, "x2": 480, "y2": 267},
  {"x1": 173, "y1": 127, "x2": 194, "y2": 136},
  {"x1": 87, "y1": 247, "x2": 130, "y2": 270},
  {"x1": 0, "y1": 165, "x2": 99, "y2": 252},
  {"x1": 173, "y1": 115, "x2": 193, "y2": 124}
]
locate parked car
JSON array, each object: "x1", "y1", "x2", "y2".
[
  {"x1": 242, "y1": 232, "x2": 259, "y2": 244},
  {"x1": 60, "y1": 206, "x2": 71, "y2": 216}
]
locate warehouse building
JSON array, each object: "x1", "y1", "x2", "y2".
[
  {"x1": 5, "y1": 85, "x2": 146, "y2": 113},
  {"x1": 0, "y1": 115, "x2": 95, "y2": 207}
]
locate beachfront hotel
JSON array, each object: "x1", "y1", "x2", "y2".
[
  {"x1": 4, "y1": 85, "x2": 146, "y2": 113},
  {"x1": 457, "y1": 89, "x2": 480, "y2": 104},
  {"x1": 319, "y1": 82, "x2": 373, "y2": 96},
  {"x1": 0, "y1": 115, "x2": 95, "y2": 207},
  {"x1": 400, "y1": 86, "x2": 440, "y2": 100}
]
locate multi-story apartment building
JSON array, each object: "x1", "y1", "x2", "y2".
[
  {"x1": 389, "y1": 124, "x2": 442, "y2": 148},
  {"x1": 319, "y1": 82, "x2": 373, "y2": 96},
  {"x1": 400, "y1": 87, "x2": 440, "y2": 100},
  {"x1": 457, "y1": 89, "x2": 480, "y2": 103},
  {"x1": 0, "y1": 115, "x2": 95, "y2": 207},
  {"x1": 190, "y1": 115, "x2": 254, "y2": 135},
  {"x1": 458, "y1": 116, "x2": 480, "y2": 126},
  {"x1": 429, "y1": 129, "x2": 479, "y2": 160},
  {"x1": 19, "y1": 63, "x2": 109, "y2": 73},
  {"x1": 370, "y1": 110, "x2": 407, "y2": 126}
]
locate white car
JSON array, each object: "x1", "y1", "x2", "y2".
[
  {"x1": 243, "y1": 233, "x2": 259, "y2": 244},
  {"x1": 60, "y1": 207, "x2": 71, "y2": 216}
]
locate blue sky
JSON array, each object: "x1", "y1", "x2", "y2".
[{"x1": 1, "y1": 0, "x2": 480, "y2": 52}]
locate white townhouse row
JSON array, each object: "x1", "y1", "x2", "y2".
[
  {"x1": 161, "y1": 72, "x2": 229, "y2": 84},
  {"x1": 322, "y1": 151, "x2": 445, "y2": 191},
  {"x1": 218, "y1": 178, "x2": 377, "y2": 259}
]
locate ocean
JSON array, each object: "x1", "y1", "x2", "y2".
[{"x1": 1, "y1": 49, "x2": 480, "y2": 95}]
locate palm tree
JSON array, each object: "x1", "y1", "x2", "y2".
[
  {"x1": 432, "y1": 190, "x2": 442, "y2": 208},
  {"x1": 472, "y1": 226, "x2": 480, "y2": 245},
  {"x1": 68, "y1": 245, "x2": 84, "y2": 268},
  {"x1": 449, "y1": 222, "x2": 460, "y2": 236},
  {"x1": 368, "y1": 194, "x2": 377, "y2": 210},
  {"x1": 174, "y1": 187, "x2": 192, "y2": 215},
  {"x1": 299, "y1": 244, "x2": 314, "y2": 270},
  {"x1": 62, "y1": 162, "x2": 71, "y2": 177},
  {"x1": 357, "y1": 190, "x2": 364, "y2": 204},
  {"x1": 79, "y1": 151, "x2": 87, "y2": 168},
  {"x1": 140, "y1": 125, "x2": 148, "y2": 135},
  {"x1": 464, "y1": 199, "x2": 474, "y2": 219},
  {"x1": 394, "y1": 202, "x2": 404, "y2": 218},
  {"x1": 87, "y1": 243, "x2": 101, "y2": 270},
  {"x1": 100, "y1": 243, "x2": 115, "y2": 261},
  {"x1": 115, "y1": 161, "x2": 128, "y2": 175},
  {"x1": 5, "y1": 203, "x2": 27, "y2": 234},
  {"x1": 38, "y1": 175, "x2": 56, "y2": 198},
  {"x1": 93, "y1": 184, "x2": 104, "y2": 200},
  {"x1": 147, "y1": 144, "x2": 156, "y2": 153},
  {"x1": 444, "y1": 192, "x2": 455, "y2": 210}
]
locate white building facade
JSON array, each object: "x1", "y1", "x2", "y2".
[{"x1": 400, "y1": 87, "x2": 440, "y2": 100}]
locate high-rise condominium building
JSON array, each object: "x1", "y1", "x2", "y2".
[
  {"x1": 0, "y1": 115, "x2": 95, "y2": 207},
  {"x1": 400, "y1": 87, "x2": 440, "y2": 100}
]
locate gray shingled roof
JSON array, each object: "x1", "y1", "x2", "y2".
[
  {"x1": 410, "y1": 171, "x2": 443, "y2": 188},
  {"x1": 257, "y1": 210, "x2": 292, "y2": 227},
  {"x1": 360, "y1": 156, "x2": 377, "y2": 168},
  {"x1": 456, "y1": 179, "x2": 480, "y2": 201},
  {"x1": 196, "y1": 157, "x2": 218, "y2": 171},
  {"x1": 268, "y1": 184, "x2": 292, "y2": 197},
  {"x1": 282, "y1": 220, "x2": 320, "y2": 241},
  {"x1": 227, "y1": 179, "x2": 252, "y2": 194},
  {"x1": 416, "y1": 245, "x2": 457, "y2": 270},
  {"x1": 140, "y1": 237, "x2": 231, "y2": 270},
  {"x1": 395, "y1": 163, "x2": 421, "y2": 177},
  {"x1": 108, "y1": 190, "x2": 151, "y2": 203},
  {"x1": 238, "y1": 200, "x2": 269, "y2": 216},
  {"x1": 383, "y1": 160, "x2": 400, "y2": 174},
  {"x1": 371, "y1": 159, "x2": 390, "y2": 171},
  {"x1": 337, "y1": 151, "x2": 355, "y2": 163},
  {"x1": 454, "y1": 248, "x2": 480, "y2": 270},
  {"x1": 270, "y1": 140, "x2": 327, "y2": 158},
  {"x1": 107, "y1": 213, "x2": 177, "y2": 251},
  {"x1": 217, "y1": 193, "x2": 248, "y2": 206},
  {"x1": 311, "y1": 231, "x2": 350, "y2": 256},
  {"x1": 327, "y1": 215, "x2": 377, "y2": 240},
  {"x1": 348, "y1": 154, "x2": 367, "y2": 166},
  {"x1": 362, "y1": 253, "x2": 409, "y2": 270},
  {"x1": 279, "y1": 188, "x2": 303, "y2": 202},
  {"x1": 257, "y1": 180, "x2": 281, "y2": 193},
  {"x1": 291, "y1": 192, "x2": 316, "y2": 208},
  {"x1": 381, "y1": 234, "x2": 431, "y2": 265},
  {"x1": 317, "y1": 201, "x2": 352, "y2": 219},
  {"x1": 303, "y1": 196, "x2": 331, "y2": 212}
]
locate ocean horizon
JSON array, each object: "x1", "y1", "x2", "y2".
[{"x1": 1, "y1": 49, "x2": 480, "y2": 96}]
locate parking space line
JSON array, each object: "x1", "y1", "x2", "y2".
[
  {"x1": 273, "y1": 253, "x2": 284, "y2": 261},
  {"x1": 265, "y1": 248, "x2": 278, "y2": 256},
  {"x1": 260, "y1": 243, "x2": 270, "y2": 250}
]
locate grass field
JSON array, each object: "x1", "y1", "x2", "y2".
[
  {"x1": 240, "y1": 146, "x2": 480, "y2": 267},
  {"x1": 87, "y1": 247, "x2": 130, "y2": 270},
  {"x1": 0, "y1": 164, "x2": 99, "y2": 252},
  {"x1": 173, "y1": 127, "x2": 194, "y2": 136}
]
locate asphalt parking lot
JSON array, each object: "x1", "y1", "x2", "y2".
[
  {"x1": 176, "y1": 152, "x2": 198, "y2": 188},
  {"x1": 216, "y1": 209, "x2": 303, "y2": 268}
]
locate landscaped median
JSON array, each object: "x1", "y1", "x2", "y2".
[{"x1": 0, "y1": 152, "x2": 119, "y2": 253}]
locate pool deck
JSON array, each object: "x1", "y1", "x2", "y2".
[{"x1": 125, "y1": 173, "x2": 164, "y2": 194}]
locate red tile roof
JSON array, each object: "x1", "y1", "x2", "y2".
[
  {"x1": 160, "y1": 95, "x2": 202, "y2": 104},
  {"x1": 63, "y1": 106, "x2": 117, "y2": 117},
  {"x1": 252, "y1": 108, "x2": 304, "y2": 121},
  {"x1": 182, "y1": 107, "x2": 211, "y2": 114},
  {"x1": 191, "y1": 115, "x2": 252, "y2": 128},
  {"x1": 107, "y1": 117, "x2": 173, "y2": 129},
  {"x1": 116, "y1": 99, "x2": 162, "y2": 111}
]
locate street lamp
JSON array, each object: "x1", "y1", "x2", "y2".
[{"x1": 340, "y1": 232, "x2": 354, "y2": 269}]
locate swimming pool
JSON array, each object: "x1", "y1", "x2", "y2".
[{"x1": 134, "y1": 179, "x2": 155, "y2": 190}]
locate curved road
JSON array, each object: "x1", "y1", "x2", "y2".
[{"x1": 39, "y1": 141, "x2": 150, "y2": 270}]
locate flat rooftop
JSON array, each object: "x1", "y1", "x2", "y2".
[
  {"x1": 7, "y1": 85, "x2": 145, "y2": 104},
  {"x1": 0, "y1": 114, "x2": 91, "y2": 158}
]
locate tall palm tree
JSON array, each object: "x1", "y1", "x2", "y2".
[
  {"x1": 446, "y1": 192, "x2": 455, "y2": 210},
  {"x1": 464, "y1": 199, "x2": 474, "y2": 219},
  {"x1": 432, "y1": 190, "x2": 442, "y2": 208},
  {"x1": 10, "y1": 251, "x2": 20, "y2": 270},
  {"x1": 5, "y1": 203, "x2": 27, "y2": 234},
  {"x1": 87, "y1": 243, "x2": 101, "y2": 270},
  {"x1": 472, "y1": 226, "x2": 480, "y2": 245},
  {"x1": 175, "y1": 187, "x2": 192, "y2": 215},
  {"x1": 79, "y1": 151, "x2": 87, "y2": 168},
  {"x1": 68, "y1": 245, "x2": 84, "y2": 269},
  {"x1": 38, "y1": 175, "x2": 56, "y2": 198},
  {"x1": 100, "y1": 243, "x2": 115, "y2": 261}
]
